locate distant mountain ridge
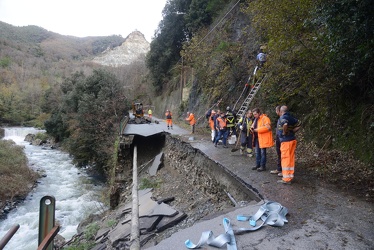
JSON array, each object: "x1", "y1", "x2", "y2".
[
  {"x1": 0, "y1": 21, "x2": 126, "y2": 61},
  {"x1": 92, "y1": 31, "x2": 150, "y2": 67}
]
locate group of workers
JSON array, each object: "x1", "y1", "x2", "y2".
[
  {"x1": 207, "y1": 105, "x2": 301, "y2": 185},
  {"x1": 163, "y1": 110, "x2": 196, "y2": 134}
]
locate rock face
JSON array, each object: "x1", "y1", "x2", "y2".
[{"x1": 92, "y1": 31, "x2": 150, "y2": 67}]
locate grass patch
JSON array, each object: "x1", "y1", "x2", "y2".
[
  {"x1": 139, "y1": 178, "x2": 161, "y2": 189},
  {"x1": 0, "y1": 140, "x2": 38, "y2": 205}
]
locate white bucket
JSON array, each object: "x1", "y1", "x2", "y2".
[{"x1": 228, "y1": 135, "x2": 236, "y2": 144}]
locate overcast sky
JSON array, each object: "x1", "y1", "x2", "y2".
[{"x1": 0, "y1": 0, "x2": 168, "y2": 42}]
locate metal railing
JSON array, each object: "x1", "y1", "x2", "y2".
[
  {"x1": 0, "y1": 196, "x2": 60, "y2": 249},
  {"x1": 0, "y1": 224, "x2": 20, "y2": 249}
]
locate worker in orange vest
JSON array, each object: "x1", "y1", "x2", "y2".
[
  {"x1": 209, "y1": 110, "x2": 217, "y2": 142},
  {"x1": 251, "y1": 107, "x2": 274, "y2": 171},
  {"x1": 214, "y1": 111, "x2": 229, "y2": 148},
  {"x1": 186, "y1": 112, "x2": 196, "y2": 134},
  {"x1": 277, "y1": 106, "x2": 302, "y2": 184},
  {"x1": 165, "y1": 110, "x2": 173, "y2": 129}
]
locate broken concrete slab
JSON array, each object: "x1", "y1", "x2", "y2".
[
  {"x1": 148, "y1": 152, "x2": 164, "y2": 176},
  {"x1": 102, "y1": 189, "x2": 186, "y2": 248},
  {"x1": 156, "y1": 211, "x2": 187, "y2": 232}
]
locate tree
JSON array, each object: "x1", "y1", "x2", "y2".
[
  {"x1": 146, "y1": 0, "x2": 192, "y2": 91},
  {"x1": 45, "y1": 69, "x2": 129, "y2": 173}
]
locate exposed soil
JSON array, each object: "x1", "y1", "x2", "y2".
[{"x1": 138, "y1": 134, "x2": 243, "y2": 247}]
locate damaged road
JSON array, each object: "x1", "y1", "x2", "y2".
[
  {"x1": 71, "y1": 119, "x2": 373, "y2": 250},
  {"x1": 143, "y1": 123, "x2": 373, "y2": 249}
]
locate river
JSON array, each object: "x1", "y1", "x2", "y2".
[{"x1": 0, "y1": 127, "x2": 106, "y2": 249}]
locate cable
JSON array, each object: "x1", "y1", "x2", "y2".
[{"x1": 195, "y1": 0, "x2": 241, "y2": 47}]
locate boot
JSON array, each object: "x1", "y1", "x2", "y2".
[
  {"x1": 257, "y1": 166, "x2": 266, "y2": 172},
  {"x1": 252, "y1": 166, "x2": 260, "y2": 170}
]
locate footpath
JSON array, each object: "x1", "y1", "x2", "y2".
[{"x1": 144, "y1": 119, "x2": 374, "y2": 250}]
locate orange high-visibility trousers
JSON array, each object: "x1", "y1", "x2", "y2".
[
  {"x1": 281, "y1": 140, "x2": 297, "y2": 182},
  {"x1": 166, "y1": 119, "x2": 172, "y2": 127}
]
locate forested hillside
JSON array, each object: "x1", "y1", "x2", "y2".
[
  {"x1": 147, "y1": 0, "x2": 373, "y2": 164},
  {"x1": 0, "y1": 21, "x2": 125, "y2": 125}
]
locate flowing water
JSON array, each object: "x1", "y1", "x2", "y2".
[{"x1": 0, "y1": 127, "x2": 106, "y2": 249}]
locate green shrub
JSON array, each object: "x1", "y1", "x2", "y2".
[{"x1": 139, "y1": 178, "x2": 161, "y2": 189}]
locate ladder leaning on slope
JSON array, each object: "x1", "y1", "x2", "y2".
[{"x1": 235, "y1": 72, "x2": 268, "y2": 119}]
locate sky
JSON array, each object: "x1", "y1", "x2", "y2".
[{"x1": 0, "y1": 0, "x2": 168, "y2": 42}]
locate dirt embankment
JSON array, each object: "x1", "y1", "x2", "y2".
[{"x1": 135, "y1": 134, "x2": 259, "y2": 246}]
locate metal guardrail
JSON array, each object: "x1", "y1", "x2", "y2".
[
  {"x1": 119, "y1": 116, "x2": 130, "y2": 135},
  {"x1": 0, "y1": 224, "x2": 20, "y2": 249},
  {"x1": 37, "y1": 226, "x2": 60, "y2": 250},
  {"x1": 39, "y1": 196, "x2": 56, "y2": 250},
  {"x1": 0, "y1": 196, "x2": 60, "y2": 249}
]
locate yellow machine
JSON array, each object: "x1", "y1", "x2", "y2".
[{"x1": 132, "y1": 102, "x2": 144, "y2": 118}]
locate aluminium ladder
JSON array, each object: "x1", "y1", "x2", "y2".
[{"x1": 235, "y1": 73, "x2": 268, "y2": 118}]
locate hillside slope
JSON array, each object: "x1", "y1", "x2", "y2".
[{"x1": 148, "y1": 0, "x2": 373, "y2": 165}]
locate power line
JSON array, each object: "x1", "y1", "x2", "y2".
[{"x1": 195, "y1": 0, "x2": 241, "y2": 47}]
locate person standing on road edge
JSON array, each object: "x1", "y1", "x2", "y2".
[
  {"x1": 270, "y1": 106, "x2": 282, "y2": 175},
  {"x1": 148, "y1": 108, "x2": 153, "y2": 119},
  {"x1": 238, "y1": 110, "x2": 254, "y2": 157},
  {"x1": 209, "y1": 110, "x2": 217, "y2": 142},
  {"x1": 212, "y1": 109, "x2": 220, "y2": 143},
  {"x1": 186, "y1": 112, "x2": 196, "y2": 134},
  {"x1": 277, "y1": 106, "x2": 302, "y2": 184},
  {"x1": 251, "y1": 108, "x2": 274, "y2": 171},
  {"x1": 214, "y1": 111, "x2": 228, "y2": 148},
  {"x1": 165, "y1": 110, "x2": 173, "y2": 130},
  {"x1": 226, "y1": 106, "x2": 236, "y2": 137}
]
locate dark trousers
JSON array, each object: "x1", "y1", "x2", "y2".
[
  {"x1": 214, "y1": 129, "x2": 228, "y2": 146},
  {"x1": 254, "y1": 138, "x2": 267, "y2": 167},
  {"x1": 276, "y1": 136, "x2": 281, "y2": 171}
]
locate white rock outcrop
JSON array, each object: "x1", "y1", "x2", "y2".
[{"x1": 92, "y1": 31, "x2": 150, "y2": 67}]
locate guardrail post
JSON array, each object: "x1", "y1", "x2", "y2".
[{"x1": 38, "y1": 196, "x2": 56, "y2": 250}]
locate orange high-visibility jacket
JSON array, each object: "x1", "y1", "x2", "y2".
[
  {"x1": 165, "y1": 111, "x2": 172, "y2": 119},
  {"x1": 216, "y1": 116, "x2": 227, "y2": 130},
  {"x1": 186, "y1": 113, "x2": 196, "y2": 125},
  {"x1": 209, "y1": 113, "x2": 216, "y2": 130},
  {"x1": 257, "y1": 114, "x2": 274, "y2": 148}
]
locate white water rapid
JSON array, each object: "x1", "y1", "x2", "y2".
[{"x1": 0, "y1": 127, "x2": 106, "y2": 249}]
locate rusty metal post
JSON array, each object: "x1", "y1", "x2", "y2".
[
  {"x1": 130, "y1": 145, "x2": 140, "y2": 250},
  {"x1": 38, "y1": 196, "x2": 56, "y2": 250},
  {"x1": 0, "y1": 224, "x2": 20, "y2": 249},
  {"x1": 37, "y1": 225, "x2": 60, "y2": 250}
]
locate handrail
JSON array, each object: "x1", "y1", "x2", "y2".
[
  {"x1": 37, "y1": 226, "x2": 60, "y2": 250},
  {"x1": 119, "y1": 116, "x2": 130, "y2": 135},
  {"x1": 0, "y1": 224, "x2": 20, "y2": 249}
]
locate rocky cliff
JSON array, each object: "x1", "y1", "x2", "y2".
[{"x1": 92, "y1": 31, "x2": 150, "y2": 67}]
